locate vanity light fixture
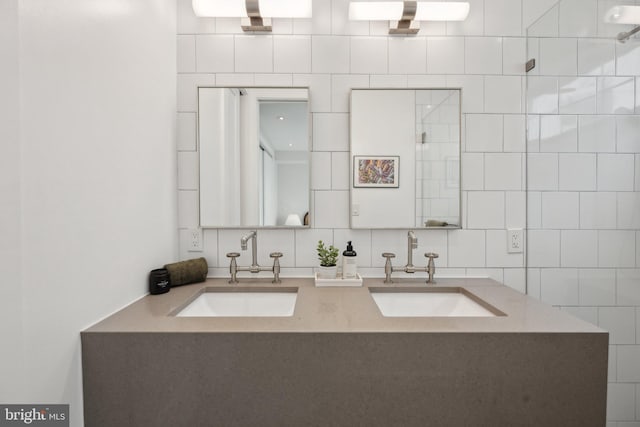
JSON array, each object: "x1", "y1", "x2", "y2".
[
  {"x1": 349, "y1": 1, "x2": 469, "y2": 35},
  {"x1": 604, "y1": 5, "x2": 640, "y2": 42},
  {"x1": 192, "y1": 0, "x2": 312, "y2": 32}
]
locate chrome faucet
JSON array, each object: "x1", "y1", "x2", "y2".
[
  {"x1": 381, "y1": 231, "x2": 438, "y2": 284},
  {"x1": 226, "y1": 231, "x2": 282, "y2": 284}
]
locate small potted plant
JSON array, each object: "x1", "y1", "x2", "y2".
[{"x1": 317, "y1": 240, "x2": 339, "y2": 279}]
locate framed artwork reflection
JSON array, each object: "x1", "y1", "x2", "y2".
[{"x1": 353, "y1": 156, "x2": 399, "y2": 188}]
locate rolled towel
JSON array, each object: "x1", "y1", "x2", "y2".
[{"x1": 164, "y1": 257, "x2": 208, "y2": 287}]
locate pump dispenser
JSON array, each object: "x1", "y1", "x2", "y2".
[{"x1": 342, "y1": 241, "x2": 358, "y2": 279}]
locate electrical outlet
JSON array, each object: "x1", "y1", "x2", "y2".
[
  {"x1": 507, "y1": 228, "x2": 523, "y2": 254},
  {"x1": 188, "y1": 228, "x2": 203, "y2": 252}
]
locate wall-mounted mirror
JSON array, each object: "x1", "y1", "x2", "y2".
[
  {"x1": 350, "y1": 89, "x2": 461, "y2": 229},
  {"x1": 198, "y1": 87, "x2": 310, "y2": 228}
]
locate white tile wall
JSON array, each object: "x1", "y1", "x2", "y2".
[
  {"x1": 176, "y1": 1, "x2": 640, "y2": 419},
  {"x1": 529, "y1": 2, "x2": 640, "y2": 422}
]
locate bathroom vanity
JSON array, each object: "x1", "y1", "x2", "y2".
[{"x1": 81, "y1": 278, "x2": 607, "y2": 427}]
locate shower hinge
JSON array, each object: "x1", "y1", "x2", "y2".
[{"x1": 526, "y1": 59, "x2": 536, "y2": 73}]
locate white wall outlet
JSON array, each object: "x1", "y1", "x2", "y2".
[
  {"x1": 507, "y1": 228, "x2": 523, "y2": 254},
  {"x1": 188, "y1": 228, "x2": 203, "y2": 252},
  {"x1": 352, "y1": 204, "x2": 360, "y2": 216}
]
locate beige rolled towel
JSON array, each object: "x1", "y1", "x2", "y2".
[{"x1": 164, "y1": 257, "x2": 208, "y2": 287}]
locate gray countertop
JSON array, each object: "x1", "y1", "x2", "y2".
[{"x1": 84, "y1": 277, "x2": 605, "y2": 334}]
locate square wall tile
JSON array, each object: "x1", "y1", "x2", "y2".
[
  {"x1": 527, "y1": 153, "x2": 558, "y2": 191},
  {"x1": 312, "y1": 36, "x2": 350, "y2": 74},
  {"x1": 313, "y1": 113, "x2": 349, "y2": 151},
  {"x1": 599, "y1": 231, "x2": 636, "y2": 268},
  {"x1": 578, "y1": 269, "x2": 616, "y2": 306},
  {"x1": 541, "y1": 192, "x2": 579, "y2": 229},
  {"x1": 314, "y1": 191, "x2": 349, "y2": 228},
  {"x1": 540, "y1": 38, "x2": 578, "y2": 76},
  {"x1": 427, "y1": 37, "x2": 465, "y2": 74},
  {"x1": 558, "y1": 77, "x2": 597, "y2": 114},
  {"x1": 617, "y1": 269, "x2": 640, "y2": 306},
  {"x1": 617, "y1": 346, "x2": 640, "y2": 382},
  {"x1": 618, "y1": 193, "x2": 640, "y2": 230},
  {"x1": 177, "y1": 74, "x2": 216, "y2": 112},
  {"x1": 561, "y1": 230, "x2": 598, "y2": 268},
  {"x1": 465, "y1": 37, "x2": 502, "y2": 75},
  {"x1": 598, "y1": 154, "x2": 635, "y2": 191},
  {"x1": 597, "y1": 77, "x2": 635, "y2": 114},
  {"x1": 540, "y1": 268, "x2": 579, "y2": 306},
  {"x1": 527, "y1": 230, "x2": 560, "y2": 267},
  {"x1": 389, "y1": 37, "x2": 427, "y2": 74},
  {"x1": 274, "y1": 36, "x2": 311, "y2": 73},
  {"x1": 350, "y1": 37, "x2": 388, "y2": 74},
  {"x1": 558, "y1": 0, "x2": 597, "y2": 37},
  {"x1": 540, "y1": 115, "x2": 578, "y2": 153},
  {"x1": 578, "y1": 39, "x2": 615, "y2": 76},
  {"x1": 484, "y1": 153, "x2": 522, "y2": 191},
  {"x1": 616, "y1": 39, "x2": 640, "y2": 76},
  {"x1": 578, "y1": 115, "x2": 616, "y2": 153},
  {"x1": 527, "y1": 268, "x2": 541, "y2": 299},
  {"x1": 607, "y1": 383, "x2": 636, "y2": 421},
  {"x1": 485, "y1": 76, "x2": 522, "y2": 114},
  {"x1": 617, "y1": 116, "x2": 640, "y2": 153},
  {"x1": 448, "y1": 230, "x2": 485, "y2": 268},
  {"x1": 465, "y1": 115, "x2": 503, "y2": 152},
  {"x1": 559, "y1": 153, "x2": 596, "y2": 191},
  {"x1": 560, "y1": 307, "x2": 598, "y2": 326},
  {"x1": 235, "y1": 35, "x2": 273, "y2": 73},
  {"x1": 484, "y1": 0, "x2": 521, "y2": 36},
  {"x1": 527, "y1": 191, "x2": 541, "y2": 229},
  {"x1": 599, "y1": 307, "x2": 636, "y2": 344},
  {"x1": 195, "y1": 35, "x2": 234, "y2": 73},
  {"x1": 580, "y1": 192, "x2": 617, "y2": 229},
  {"x1": 369, "y1": 75, "x2": 407, "y2": 88},
  {"x1": 467, "y1": 192, "x2": 505, "y2": 229}
]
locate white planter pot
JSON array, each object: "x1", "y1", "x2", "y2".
[{"x1": 317, "y1": 265, "x2": 338, "y2": 279}]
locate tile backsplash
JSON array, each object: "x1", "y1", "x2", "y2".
[{"x1": 176, "y1": 0, "x2": 530, "y2": 292}]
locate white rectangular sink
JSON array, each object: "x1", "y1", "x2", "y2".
[
  {"x1": 175, "y1": 287, "x2": 298, "y2": 317},
  {"x1": 370, "y1": 287, "x2": 501, "y2": 317}
]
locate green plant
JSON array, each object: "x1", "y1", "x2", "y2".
[{"x1": 317, "y1": 240, "x2": 339, "y2": 267}]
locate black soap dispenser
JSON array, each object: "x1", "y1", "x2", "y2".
[{"x1": 342, "y1": 241, "x2": 358, "y2": 279}]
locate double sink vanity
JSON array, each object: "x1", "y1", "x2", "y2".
[{"x1": 82, "y1": 277, "x2": 607, "y2": 427}]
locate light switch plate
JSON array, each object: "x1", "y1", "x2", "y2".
[{"x1": 507, "y1": 229, "x2": 523, "y2": 254}]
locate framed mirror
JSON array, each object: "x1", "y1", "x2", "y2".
[
  {"x1": 350, "y1": 89, "x2": 461, "y2": 229},
  {"x1": 198, "y1": 87, "x2": 310, "y2": 228}
]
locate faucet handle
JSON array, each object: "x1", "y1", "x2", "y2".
[
  {"x1": 226, "y1": 252, "x2": 240, "y2": 259},
  {"x1": 424, "y1": 252, "x2": 439, "y2": 259},
  {"x1": 270, "y1": 252, "x2": 283, "y2": 259},
  {"x1": 382, "y1": 252, "x2": 396, "y2": 259},
  {"x1": 269, "y1": 252, "x2": 283, "y2": 284}
]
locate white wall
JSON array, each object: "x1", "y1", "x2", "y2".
[
  {"x1": 0, "y1": 0, "x2": 24, "y2": 402},
  {"x1": 177, "y1": 0, "x2": 535, "y2": 285},
  {"x1": 0, "y1": 1, "x2": 178, "y2": 425}
]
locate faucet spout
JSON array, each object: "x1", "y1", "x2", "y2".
[{"x1": 406, "y1": 231, "x2": 418, "y2": 269}]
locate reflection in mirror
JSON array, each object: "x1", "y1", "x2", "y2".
[
  {"x1": 350, "y1": 89, "x2": 461, "y2": 229},
  {"x1": 198, "y1": 88, "x2": 310, "y2": 228}
]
